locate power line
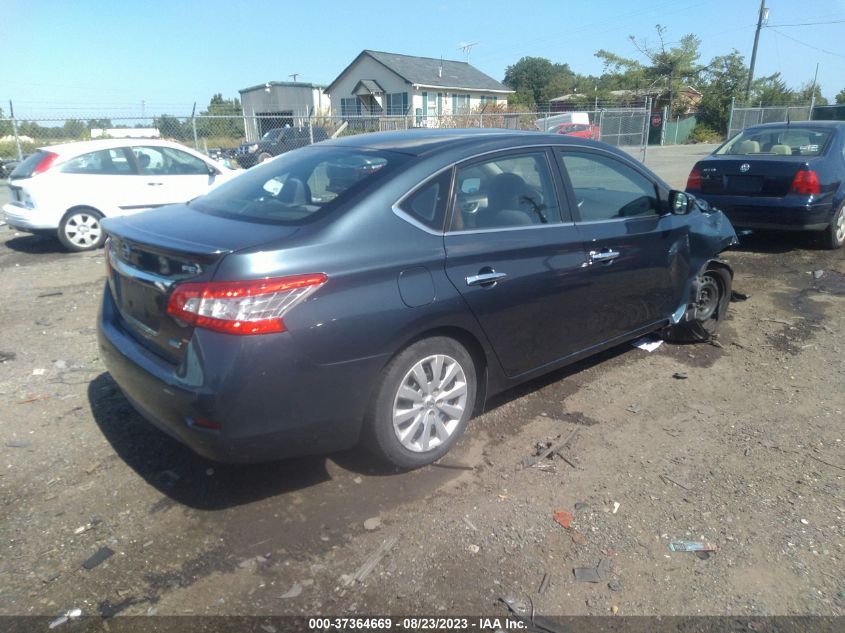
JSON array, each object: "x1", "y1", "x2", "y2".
[
  {"x1": 767, "y1": 19, "x2": 845, "y2": 27},
  {"x1": 768, "y1": 27, "x2": 845, "y2": 60}
]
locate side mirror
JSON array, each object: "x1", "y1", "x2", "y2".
[{"x1": 668, "y1": 190, "x2": 691, "y2": 215}]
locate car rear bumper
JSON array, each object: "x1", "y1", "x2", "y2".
[
  {"x1": 693, "y1": 195, "x2": 833, "y2": 231},
  {"x1": 234, "y1": 153, "x2": 259, "y2": 168},
  {"x1": 97, "y1": 282, "x2": 381, "y2": 463},
  {"x1": 3, "y1": 202, "x2": 59, "y2": 232}
]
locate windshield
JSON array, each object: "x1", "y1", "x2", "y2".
[
  {"x1": 261, "y1": 128, "x2": 285, "y2": 141},
  {"x1": 191, "y1": 145, "x2": 407, "y2": 225},
  {"x1": 717, "y1": 127, "x2": 832, "y2": 157}
]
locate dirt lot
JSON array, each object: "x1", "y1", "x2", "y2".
[{"x1": 1, "y1": 145, "x2": 843, "y2": 625}]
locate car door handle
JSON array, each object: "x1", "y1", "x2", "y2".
[
  {"x1": 465, "y1": 271, "x2": 507, "y2": 286},
  {"x1": 588, "y1": 249, "x2": 620, "y2": 264},
  {"x1": 146, "y1": 182, "x2": 164, "y2": 186}
]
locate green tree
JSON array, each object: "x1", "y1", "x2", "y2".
[
  {"x1": 0, "y1": 106, "x2": 11, "y2": 137},
  {"x1": 697, "y1": 50, "x2": 748, "y2": 133},
  {"x1": 751, "y1": 73, "x2": 794, "y2": 106},
  {"x1": 87, "y1": 118, "x2": 113, "y2": 130},
  {"x1": 503, "y1": 57, "x2": 576, "y2": 109},
  {"x1": 155, "y1": 114, "x2": 188, "y2": 140},
  {"x1": 196, "y1": 93, "x2": 244, "y2": 140},
  {"x1": 836, "y1": 88, "x2": 845, "y2": 104},
  {"x1": 596, "y1": 24, "x2": 702, "y2": 115},
  {"x1": 62, "y1": 119, "x2": 87, "y2": 140},
  {"x1": 796, "y1": 81, "x2": 828, "y2": 106}
]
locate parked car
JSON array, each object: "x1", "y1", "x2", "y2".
[
  {"x1": 555, "y1": 122, "x2": 601, "y2": 141},
  {"x1": 3, "y1": 139, "x2": 234, "y2": 251},
  {"x1": 235, "y1": 125, "x2": 329, "y2": 168},
  {"x1": 98, "y1": 129, "x2": 737, "y2": 469},
  {"x1": 685, "y1": 121, "x2": 845, "y2": 249}
]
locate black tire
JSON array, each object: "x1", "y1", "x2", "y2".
[
  {"x1": 257, "y1": 151, "x2": 273, "y2": 163},
  {"x1": 57, "y1": 207, "x2": 106, "y2": 252},
  {"x1": 663, "y1": 268, "x2": 731, "y2": 343},
  {"x1": 821, "y1": 203, "x2": 844, "y2": 250},
  {"x1": 364, "y1": 337, "x2": 477, "y2": 469}
]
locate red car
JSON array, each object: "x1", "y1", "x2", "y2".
[{"x1": 555, "y1": 123, "x2": 601, "y2": 141}]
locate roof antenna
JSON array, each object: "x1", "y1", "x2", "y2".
[{"x1": 458, "y1": 42, "x2": 477, "y2": 61}]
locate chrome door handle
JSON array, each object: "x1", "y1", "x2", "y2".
[
  {"x1": 146, "y1": 182, "x2": 164, "y2": 186},
  {"x1": 588, "y1": 249, "x2": 620, "y2": 264},
  {"x1": 465, "y1": 271, "x2": 507, "y2": 286}
]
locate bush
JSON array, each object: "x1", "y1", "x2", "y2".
[{"x1": 689, "y1": 123, "x2": 723, "y2": 144}]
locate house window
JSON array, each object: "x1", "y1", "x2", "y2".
[
  {"x1": 424, "y1": 92, "x2": 438, "y2": 116},
  {"x1": 479, "y1": 95, "x2": 498, "y2": 106},
  {"x1": 385, "y1": 92, "x2": 409, "y2": 116},
  {"x1": 341, "y1": 97, "x2": 361, "y2": 117},
  {"x1": 453, "y1": 94, "x2": 471, "y2": 113}
]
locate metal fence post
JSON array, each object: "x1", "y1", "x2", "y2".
[
  {"x1": 191, "y1": 102, "x2": 199, "y2": 151},
  {"x1": 660, "y1": 105, "x2": 668, "y2": 146},
  {"x1": 641, "y1": 98, "x2": 650, "y2": 163},
  {"x1": 307, "y1": 107, "x2": 314, "y2": 144},
  {"x1": 9, "y1": 100, "x2": 23, "y2": 161},
  {"x1": 726, "y1": 97, "x2": 735, "y2": 139}
]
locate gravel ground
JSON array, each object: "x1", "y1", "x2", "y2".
[{"x1": 0, "y1": 145, "x2": 843, "y2": 623}]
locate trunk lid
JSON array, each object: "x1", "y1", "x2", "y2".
[
  {"x1": 697, "y1": 157, "x2": 809, "y2": 197},
  {"x1": 103, "y1": 203, "x2": 300, "y2": 363}
]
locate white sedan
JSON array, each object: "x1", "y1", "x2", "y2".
[{"x1": 3, "y1": 139, "x2": 235, "y2": 251}]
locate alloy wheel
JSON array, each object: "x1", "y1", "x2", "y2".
[
  {"x1": 392, "y1": 354, "x2": 468, "y2": 453},
  {"x1": 64, "y1": 213, "x2": 102, "y2": 249}
]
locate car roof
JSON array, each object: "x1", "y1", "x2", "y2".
[
  {"x1": 38, "y1": 138, "x2": 198, "y2": 156},
  {"x1": 320, "y1": 127, "x2": 612, "y2": 158}
]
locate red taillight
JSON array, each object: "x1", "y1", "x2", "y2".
[
  {"x1": 32, "y1": 151, "x2": 59, "y2": 176},
  {"x1": 790, "y1": 169, "x2": 820, "y2": 195},
  {"x1": 166, "y1": 274, "x2": 328, "y2": 336},
  {"x1": 686, "y1": 167, "x2": 701, "y2": 192}
]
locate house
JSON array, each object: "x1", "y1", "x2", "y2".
[
  {"x1": 325, "y1": 50, "x2": 513, "y2": 125},
  {"x1": 238, "y1": 81, "x2": 330, "y2": 142}
]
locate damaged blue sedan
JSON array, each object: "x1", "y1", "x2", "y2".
[{"x1": 97, "y1": 129, "x2": 737, "y2": 469}]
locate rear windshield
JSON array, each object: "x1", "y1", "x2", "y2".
[
  {"x1": 191, "y1": 146, "x2": 407, "y2": 225},
  {"x1": 717, "y1": 127, "x2": 832, "y2": 157},
  {"x1": 10, "y1": 151, "x2": 48, "y2": 179}
]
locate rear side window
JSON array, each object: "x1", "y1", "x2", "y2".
[
  {"x1": 61, "y1": 148, "x2": 134, "y2": 174},
  {"x1": 191, "y1": 146, "x2": 405, "y2": 225},
  {"x1": 397, "y1": 170, "x2": 451, "y2": 230}
]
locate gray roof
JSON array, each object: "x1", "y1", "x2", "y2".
[
  {"x1": 326, "y1": 50, "x2": 513, "y2": 94},
  {"x1": 239, "y1": 81, "x2": 325, "y2": 94}
]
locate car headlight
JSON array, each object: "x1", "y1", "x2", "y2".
[{"x1": 248, "y1": 144, "x2": 258, "y2": 153}]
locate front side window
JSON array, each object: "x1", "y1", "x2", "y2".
[
  {"x1": 559, "y1": 151, "x2": 659, "y2": 222},
  {"x1": 191, "y1": 147, "x2": 402, "y2": 225},
  {"x1": 450, "y1": 151, "x2": 560, "y2": 231},
  {"x1": 133, "y1": 146, "x2": 209, "y2": 176},
  {"x1": 61, "y1": 148, "x2": 134, "y2": 175}
]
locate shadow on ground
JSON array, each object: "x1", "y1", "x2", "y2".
[{"x1": 87, "y1": 372, "x2": 397, "y2": 511}]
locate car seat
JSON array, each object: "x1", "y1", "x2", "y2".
[
  {"x1": 770, "y1": 144, "x2": 791, "y2": 155},
  {"x1": 477, "y1": 173, "x2": 536, "y2": 227},
  {"x1": 279, "y1": 177, "x2": 312, "y2": 205},
  {"x1": 736, "y1": 140, "x2": 760, "y2": 154}
]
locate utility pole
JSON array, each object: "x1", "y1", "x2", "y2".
[
  {"x1": 808, "y1": 62, "x2": 819, "y2": 116},
  {"x1": 745, "y1": 0, "x2": 768, "y2": 101}
]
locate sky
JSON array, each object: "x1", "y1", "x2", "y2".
[{"x1": 2, "y1": 0, "x2": 844, "y2": 119}]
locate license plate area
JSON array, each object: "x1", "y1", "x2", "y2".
[{"x1": 726, "y1": 176, "x2": 763, "y2": 194}]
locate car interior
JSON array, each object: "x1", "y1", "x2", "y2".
[{"x1": 724, "y1": 129, "x2": 830, "y2": 157}]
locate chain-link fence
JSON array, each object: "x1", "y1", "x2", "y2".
[
  {"x1": 727, "y1": 103, "x2": 812, "y2": 140},
  {"x1": 1, "y1": 105, "x2": 651, "y2": 169}
]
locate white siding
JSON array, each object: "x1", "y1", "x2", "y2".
[{"x1": 328, "y1": 56, "x2": 412, "y2": 115}]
